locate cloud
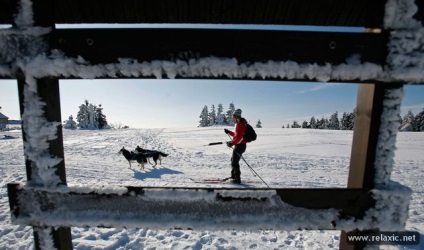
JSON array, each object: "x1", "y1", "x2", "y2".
[{"x1": 295, "y1": 83, "x2": 342, "y2": 94}]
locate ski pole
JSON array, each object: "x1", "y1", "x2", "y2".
[
  {"x1": 238, "y1": 152, "x2": 270, "y2": 188},
  {"x1": 204, "y1": 142, "x2": 224, "y2": 146},
  {"x1": 226, "y1": 134, "x2": 270, "y2": 188}
]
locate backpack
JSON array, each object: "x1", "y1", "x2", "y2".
[{"x1": 244, "y1": 123, "x2": 257, "y2": 142}]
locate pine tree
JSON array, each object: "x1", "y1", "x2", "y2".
[
  {"x1": 317, "y1": 117, "x2": 329, "y2": 129},
  {"x1": 226, "y1": 102, "x2": 236, "y2": 125},
  {"x1": 77, "y1": 100, "x2": 90, "y2": 129},
  {"x1": 302, "y1": 121, "x2": 308, "y2": 128},
  {"x1": 309, "y1": 116, "x2": 317, "y2": 129},
  {"x1": 216, "y1": 103, "x2": 225, "y2": 125},
  {"x1": 199, "y1": 105, "x2": 209, "y2": 127},
  {"x1": 328, "y1": 111, "x2": 340, "y2": 130},
  {"x1": 348, "y1": 111, "x2": 355, "y2": 130},
  {"x1": 414, "y1": 109, "x2": 424, "y2": 131},
  {"x1": 209, "y1": 104, "x2": 217, "y2": 126},
  {"x1": 96, "y1": 104, "x2": 108, "y2": 129},
  {"x1": 399, "y1": 110, "x2": 415, "y2": 131},
  {"x1": 256, "y1": 119, "x2": 262, "y2": 128},
  {"x1": 342, "y1": 111, "x2": 355, "y2": 130},
  {"x1": 340, "y1": 112, "x2": 349, "y2": 130},
  {"x1": 87, "y1": 103, "x2": 97, "y2": 129},
  {"x1": 63, "y1": 115, "x2": 77, "y2": 129}
]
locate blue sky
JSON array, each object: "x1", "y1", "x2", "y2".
[{"x1": 1, "y1": 79, "x2": 423, "y2": 128}]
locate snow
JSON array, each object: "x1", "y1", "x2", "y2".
[
  {"x1": 1, "y1": 128, "x2": 423, "y2": 249},
  {"x1": 375, "y1": 87, "x2": 404, "y2": 187}
]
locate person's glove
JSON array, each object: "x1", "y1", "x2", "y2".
[
  {"x1": 226, "y1": 141, "x2": 233, "y2": 148},
  {"x1": 224, "y1": 129, "x2": 231, "y2": 134}
]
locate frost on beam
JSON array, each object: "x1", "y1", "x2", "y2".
[{"x1": 7, "y1": 183, "x2": 410, "y2": 232}]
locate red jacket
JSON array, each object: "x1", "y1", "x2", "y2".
[{"x1": 228, "y1": 118, "x2": 247, "y2": 145}]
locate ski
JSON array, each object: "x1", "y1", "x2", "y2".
[
  {"x1": 190, "y1": 177, "x2": 231, "y2": 184},
  {"x1": 189, "y1": 178, "x2": 257, "y2": 186}
]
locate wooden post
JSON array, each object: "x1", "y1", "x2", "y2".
[
  {"x1": 17, "y1": 78, "x2": 73, "y2": 250},
  {"x1": 14, "y1": 0, "x2": 73, "y2": 248},
  {"x1": 339, "y1": 83, "x2": 402, "y2": 249},
  {"x1": 339, "y1": 84, "x2": 380, "y2": 249},
  {"x1": 347, "y1": 84, "x2": 385, "y2": 190}
]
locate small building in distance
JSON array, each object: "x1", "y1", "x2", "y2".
[{"x1": 0, "y1": 112, "x2": 9, "y2": 129}]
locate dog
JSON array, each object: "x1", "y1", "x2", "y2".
[
  {"x1": 134, "y1": 145, "x2": 168, "y2": 167},
  {"x1": 118, "y1": 147, "x2": 148, "y2": 169}
]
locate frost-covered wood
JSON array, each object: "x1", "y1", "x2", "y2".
[{"x1": 7, "y1": 183, "x2": 411, "y2": 232}]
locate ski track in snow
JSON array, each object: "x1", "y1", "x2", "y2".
[{"x1": 0, "y1": 128, "x2": 423, "y2": 249}]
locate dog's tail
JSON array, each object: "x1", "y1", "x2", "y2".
[{"x1": 160, "y1": 152, "x2": 168, "y2": 157}]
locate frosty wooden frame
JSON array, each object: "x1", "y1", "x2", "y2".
[
  {"x1": 7, "y1": 184, "x2": 374, "y2": 228},
  {"x1": 2, "y1": 0, "x2": 420, "y2": 249}
]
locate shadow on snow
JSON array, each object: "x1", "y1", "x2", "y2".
[{"x1": 132, "y1": 166, "x2": 183, "y2": 180}]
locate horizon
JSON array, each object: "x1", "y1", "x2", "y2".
[{"x1": 1, "y1": 79, "x2": 424, "y2": 128}]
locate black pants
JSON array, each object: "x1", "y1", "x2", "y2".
[{"x1": 231, "y1": 144, "x2": 246, "y2": 180}]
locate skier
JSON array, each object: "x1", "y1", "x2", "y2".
[{"x1": 224, "y1": 109, "x2": 247, "y2": 184}]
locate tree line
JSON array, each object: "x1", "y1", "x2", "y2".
[
  {"x1": 286, "y1": 108, "x2": 424, "y2": 132},
  {"x1": 285, "y1": 111, "x2": 355, "y2": 130},
  {"x1": 199, "y1": 102, "x2": 262, "y2": 128}
]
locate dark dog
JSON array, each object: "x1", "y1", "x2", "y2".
[
  {"x1": 118, "y1": 147, "x2": 148, "y2": 169},
  {"x1": 134, "y1": 145, "x2": 168, "y2": 167}
]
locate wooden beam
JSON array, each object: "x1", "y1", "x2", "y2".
[
  {"x1": 51, "y1": 28, "x2": 388, "y2": 66},
  {"x1": 1, "y1": 0, "x2": 387, "y2": 28},
  {"x1": 8, "y1": 183, "x2": 374, "y2": 230}
]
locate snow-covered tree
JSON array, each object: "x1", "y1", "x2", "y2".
[
  {"x1": 328, "y1": 111, "x2": 340, "y2": 130},
  {"x1": 317, "y1": 117, "x2": 329, "y2": 129},
  {"x1": 96, "y1": 104, "x2": 108, "y2": 129},
  {"x1": 63, "y1": 115, "x2": 77, "y2": 129},
  {"x1": 226, "y1": 102, "x2": 236, "y2": 125},
  {"x1": 216, "y1": 103, "x2": 225, "y2": 125},
  {"x1": 302, "y1": 121, "x2": 308, "y2": 128},
  {"x1": 77, "y1": 100, "x2": 90, "y2": 129},
  {"x1": 345, "y1": 111, "x2": 356, "y2": 130},
  {"x1": 199, "y1": 105, "x2": 209, "y2": 127},
  {"x1": 399, "y1": 110, "x2": 415, "y2": 132},
  {"x1": 309, "y1": 116, "x2": 317, "y2": 129},
  {"x1": 87, "y1": 103, "x2": 97, "y2": 129},
  {"x1": 256, "y1": 119, "x2": 262, "y2": 128},
  {"x1": 209, "y1": 105, "x2": 217, "y2": 126},
  {"x1": 414, "y1": 109, "x2": 424, "y2": 131},
  {"x1": 76, "y1": 100, "x2": 108, "y2": 129},
  {"x1": 340, "y1": 112, "x2": 350, "y2": 130}
]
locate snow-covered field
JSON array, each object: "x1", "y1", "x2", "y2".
[{"x1": 0, "y1": 127, "x2": 423, "y2": 249}]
